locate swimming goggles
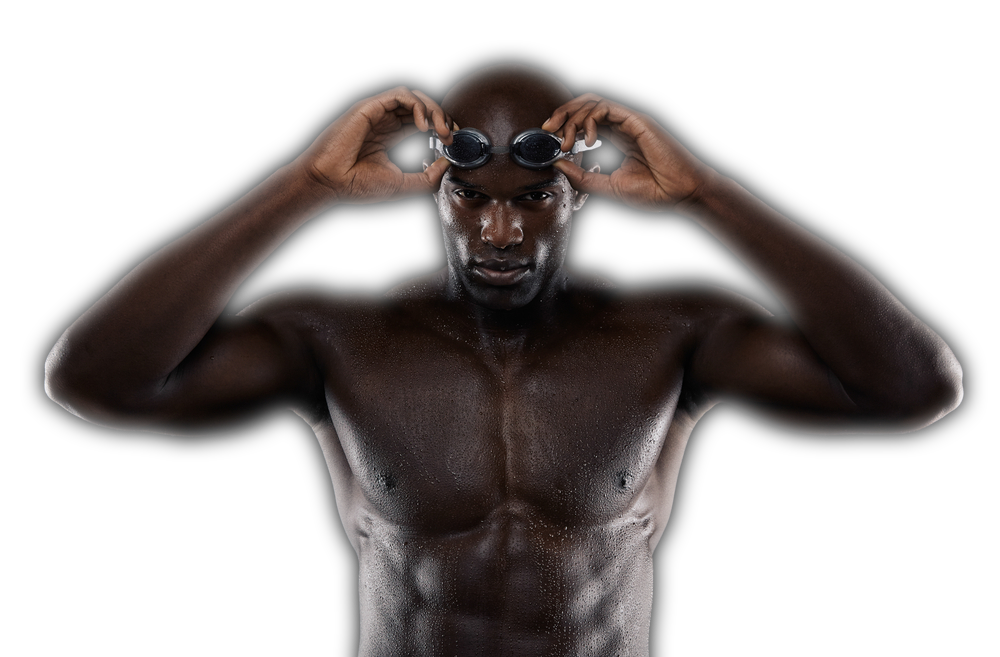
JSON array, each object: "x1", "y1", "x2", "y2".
[{"x1": 430, "y1": 128, "x2": 601, "y2": 170}]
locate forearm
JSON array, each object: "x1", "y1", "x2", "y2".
[
  {"x1": 680, "y1": 173, "x2": 962, "y2": 417},
  {"x1": 45, "y1": 162, "x2": 334, "y2": 411}
]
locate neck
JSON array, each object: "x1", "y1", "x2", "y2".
[{"x1": 443, "y1": 266, "x2": 571, "y2": 337}]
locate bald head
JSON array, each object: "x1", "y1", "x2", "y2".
[
  {"x1": 442, "y1": 65, "x2": 574, "y2": 152},
  {"x1": 442, "y1": 65, "x2": 573, "y2": 121}
]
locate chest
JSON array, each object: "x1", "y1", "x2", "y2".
[{"x1": 316, "y1": 314, "x2": 687, "y2": 530}]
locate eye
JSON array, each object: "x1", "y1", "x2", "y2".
[
  {"x1": 520, "y1": 191, "x2": 554, "y2": 202},
  {"x1": 454, "y1": 189, "x2": 485, "y2": 200}
]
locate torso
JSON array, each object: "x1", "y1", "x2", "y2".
[{"x1": 285, "y1": 281, "x2": 712, "y2": 656}]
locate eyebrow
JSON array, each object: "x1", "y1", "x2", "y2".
[
  {"x1": 447, "y1": 176, "x2": 487, "y2": 191},
  {"x1": 446, "y1": 176, "x2": 561, "y2": 193},
  {"x1": 519, "y1": 179, "x2": 560, "y2": 192}
]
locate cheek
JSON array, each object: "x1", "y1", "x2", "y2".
[
  {"x1": 439, "y1": 204, "x2": 477, "y2": 258},
  {"x1": 531, "y1": 220, "x2": 571, "y2": 275},
  {"x1": 542, "y1": 207, "x2": 573, "y2": 251}
]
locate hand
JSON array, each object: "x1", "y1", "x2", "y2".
[
  {"x1": 295, "y1": 87, "x2": 453, "y2": 204},
  {"x1": 542, "y1": 94, "x2": 710, "y2": 210}
]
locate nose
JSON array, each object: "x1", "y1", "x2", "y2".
[{"x1": 481, "y1": 204, "x2": 524, "y2": 249}]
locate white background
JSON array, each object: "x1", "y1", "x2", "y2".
[{"x1": 3, "y1": 2, "x2": 997, "y2": 655}]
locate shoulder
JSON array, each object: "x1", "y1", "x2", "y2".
[
  {"x1": 568, "y1": 278, "x2": 772, "y2": 332},
  {"x1": 562, "y1": 280, "x2": 777, "y2": 415},
  {"x1": 238, "y1": 288, "x2": 398, "y2": 348},
  {"x1": 235, "y1": 284, "x2": 451, "y2": 354},
  {"x1": 383, "y1": 268, "x2": 449, "y2": 301},
  {"x1": 237, "y1": 287, "x2": 391, "y2": 329}
]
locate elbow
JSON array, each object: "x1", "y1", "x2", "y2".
[
  {"x1": 44, "y1": 334, "x2": 151, "y2": 424},
  {"x1": 897, "y1": 379, "x2": 964, "y2": 433},
  {"x1": 916, "y1": 347, "x2": 965, "y2": 429},
  {"x1": 44, "y1": 334, "x2": 104, "y2": 420},
  {"x1": 44, "y1": 334, "x2": 78, "y2": 412},
  {"x1": 924, "y1": 346, "x2": 964, "y2": 422},
  {"x1": 885, "y1": 346, "x2": 964, "y2": 431}
]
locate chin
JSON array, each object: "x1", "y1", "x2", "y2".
[
  {"x1": 466, "y1": 285, "x2": 537, "y2": 311},
  {"x1": 446, "y1": 258, "x2": 562, "y2": 312}
]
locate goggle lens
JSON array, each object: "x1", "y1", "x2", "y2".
[
  {"x1": 447, "y1": 132, "x2": 488, "y2": 163},
  {"x1": 513, "y1": 133, "x2": 562, "y2": 166}
]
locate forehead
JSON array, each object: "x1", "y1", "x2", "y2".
[
  {"x1": 450, "y1": 98, "x2": 552, "y2": 147},
  {"x1": 442, "y1": 166, "x2": 568, "y2": 196},
  {"x1": 441, "y1": 67, "x2": 572, "y2": 146}
]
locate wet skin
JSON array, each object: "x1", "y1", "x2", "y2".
[
  {"x1": 303, "y1": 97, "x2": 684, "y2": 650},
  {"x1": 302, "y1": 285, "x2": 694, "y2": 655},
  {"x1": 312, "y1": 87, "x2": 683, "y2": 652},
  {"x1": 45, "y1": 69, "x2": 962, "y2": 655}
]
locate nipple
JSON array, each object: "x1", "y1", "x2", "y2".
[
  {"x1": 616, "y1": 470, "x2": 633, "y2": 491},
  {"x1": 378, "y1": 471, "x2": 397, "y2": 491}
]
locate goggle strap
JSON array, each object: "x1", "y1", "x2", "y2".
[{"x1": 570, "y1": 138, "x2": 602, "y2": 154}]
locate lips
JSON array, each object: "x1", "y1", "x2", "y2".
[{"x1": 470, "y1": 257, "x2": 533, "y2": 286}]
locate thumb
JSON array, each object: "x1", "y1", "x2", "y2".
[
  {"x1": 399, "y1": 156, "x2": 451, "y2": 196},
  {"x1": 553, "y1": 159, "x2": 613, "y2": 197}
]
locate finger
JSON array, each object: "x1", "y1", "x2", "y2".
[
  {"x1": 583, "y1": 112, "x2": 597, "y2": 146},
  {"x1": 411, "y1": 90, "x2": 452, "y2": 143},
  {"x1": 580, "y1": 101, "x2": 648, "y2": 154},
  {"x1": 553, "y1": 159, "x2": 614, "y2": 197},
  {"x1": 410, "y1": 99, "x2": 429, "y2": 132},
  {"x1": 361, "y1": 88, "x2": 455, "y2": 156},
  {"x1": 561, "y1": 101, "x2": 597, "y2": 152},
  {"x1": 541, "y1": 110, "x2": 566, "y2": 133},
  {"x1": 398, "y1": 156, "x2": 451, "y2": 196},
  {"x1": 541, "y1": 93, "x2": 603, "y2": 132},
  {"x1": 377, "y1": 87, "x2": 430, "y2": 132}
]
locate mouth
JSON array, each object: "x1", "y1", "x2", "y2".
[{"x1": 469, "y1": 257, "x2": 533, "y2": 286}]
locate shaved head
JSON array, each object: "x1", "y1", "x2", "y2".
[{"x1": 442, "y1": 65, "x2": 574, "y2": 149}]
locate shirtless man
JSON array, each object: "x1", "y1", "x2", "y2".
[{"x1": 44, "y1": 66, "x2": 963, "y2": 655}]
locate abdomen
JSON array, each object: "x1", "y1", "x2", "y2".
[{"x1": 355, "y1": 502, "x2": 655, "y2": 657}]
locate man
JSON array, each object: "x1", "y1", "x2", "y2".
[{"x1": 45, "y1": 65, "x2": 962, "y2": 655}]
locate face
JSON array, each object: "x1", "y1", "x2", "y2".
[{"x1": 435, "y1": 77, "x2": 586, "y2": 311}]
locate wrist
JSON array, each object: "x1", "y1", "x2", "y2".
[
  {"x1": 284, "y1": 158, "x2": 342, "y2": 209},
  {"x1": 673, "y1": 168, "x2": 730, "y2": 214}
]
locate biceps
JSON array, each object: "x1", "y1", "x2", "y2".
[
  {"x1": 154, "y1": 318, "x2": 321, "y2": 426},
  {"x1": 689, "y1": 318, "x2": 858, "y2": 417}
]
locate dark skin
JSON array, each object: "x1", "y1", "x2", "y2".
[{"x1": 45, "y1": 68, "x2": 962, "y2": 656}]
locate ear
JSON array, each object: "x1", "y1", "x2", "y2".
[
  {"x1": 423, "y1": 159, "x2": 440, "y2": 204},
  {"x1": 571, "y1": 163, "x2": 600, "y2": 211}
]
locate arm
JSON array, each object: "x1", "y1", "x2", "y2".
[
  {"x1": 45, "y1": 87, "x2": 453, "y2": 428},
  {"x1": 544, "y1": 95, "x2": 962, "y2": 428}
]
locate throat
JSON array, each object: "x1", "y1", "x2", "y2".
[{"x1": 476, "y1": 329, "x2": 529, "y2": 371}]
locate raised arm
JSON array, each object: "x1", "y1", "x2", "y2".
[
  {"x1": 45, "y1": 87, "x2": 453, "y2": 429},
  {"x1": 544, "y1": 95, "x2": 962, "y2": 428}
]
